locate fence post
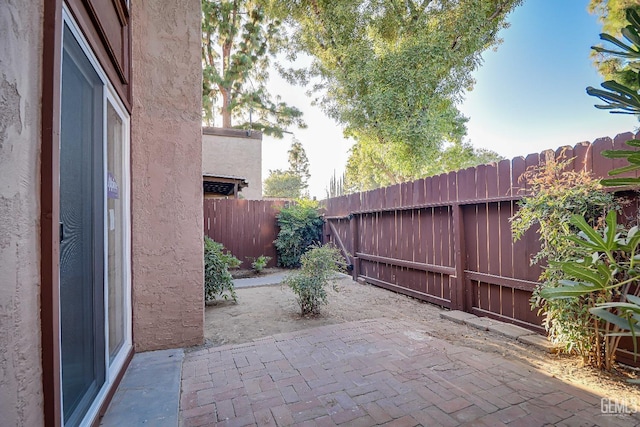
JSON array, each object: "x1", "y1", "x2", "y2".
[
  {"x1": 452, "y1": 203, "x2": 466, "y2": 311},
  {"x1": 350, "y1": 214, "x2": 359, "y2": 281}
]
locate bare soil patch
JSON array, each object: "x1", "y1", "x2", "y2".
[{"x1": 203, "y1": 275, "x2": 640, "y2": 404}]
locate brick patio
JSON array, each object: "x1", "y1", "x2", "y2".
[{"x1": 180, "y1": 318, "x2": 638, "y2": 426}]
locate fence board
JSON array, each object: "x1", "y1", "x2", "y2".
[
  {"x1": 203, "y1": 199, "x2": 285, "y2": 268},
  {"x1": 592, "y1": 137, "x2": 614, "y2": 180}
]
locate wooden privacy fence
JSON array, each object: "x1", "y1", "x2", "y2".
[
  {"x1": 203, "y1": 199, "x2": 286, "y2": 268},
  {"x1": 323, "y1": 132, "x2": 640, "y2": 336}
]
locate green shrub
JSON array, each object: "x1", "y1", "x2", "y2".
[
  {"x1": 284, "y1": 243, "x2": 344, "y2": 315},
  {"x1": 250, "y1": 255, "x2": 272, "y2": 274},
  {"x1": 274, "y1": 199, "x2": 324, "y2": 268},
  {"x1": 545, "y1": 8, "x2": 640, "y2": 373},
  {"x1": 204, "y1": 236, "x2": 240, "y2": 303},
  {"x1": 511, "y1": 155, "x2": 617, "y2": 363},
  {"x1": 540, "y1": 212, "x2": 640, "y2": 371}
]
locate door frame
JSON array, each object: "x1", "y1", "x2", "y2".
[{"x1": 40, "y1": 3, "x2": 134, "y2": 425}]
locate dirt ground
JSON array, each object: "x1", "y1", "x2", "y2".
[{"x1": 203, "y1": 274, "x2": 640, "y2": 405}]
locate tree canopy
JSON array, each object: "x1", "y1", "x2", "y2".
[
  {"x1": 202, "y1": 0, "x2": 306, "y2": 137},
  {"x1": 263, "y1": 169, "x2": 303, "y2": 198},
  {"x1": 287, "y1": 138, "x2": 310, "y2": 190},
  {"x1": 263, "y1": 139, "x2": 312, "y2": 198},
  {"x1": 345, "y1": 140, "x2": 503, "y2": 192},
  {"x1": 267, "y1": 0, "x2": 521, "y2": 190},
  {"x1": 589, "y1": 0, "x2": 640, "y2": 91}
]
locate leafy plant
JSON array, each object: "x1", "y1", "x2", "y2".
[
  {"x1": 511, "y1": 155, "x2": 617, "y2": 361},
  {"x1": 204, "y1": 236, "x2": 240, "y2": 303},
  {"x1": 589, "y1": 1, "x2": 640, "y2": 92},
  {"x1": 586, "y1": 9, "x2": 640, "y2": 187},
  {"x1": 250, "y1": 255, "x2": 272, "y2": 274},
  {"x1": 284, "y1": 244, "x2": 344, "y2": 315},
  {"x1": 586, "y1": 8, "x2": 640, "y2": 114},
  {"x1": 540, "y1": 211, "x2": 640, "y2": 371},
  {"x1": 274, "y1": 200, "x2": 324, "y2": 268},
  {"x1": 581, "y1": 7, "x2": 640, "y2": 372}
]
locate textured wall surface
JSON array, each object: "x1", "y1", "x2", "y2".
[
  {"x1": 0, "y1": 1, "x2": 45, "y2": 425},
  {"x1": 202, "y1": 128, "x2": 263, "y2": 200},
  {"x1": 130, "y1": 0, "x2": 204, "y2": 351}
]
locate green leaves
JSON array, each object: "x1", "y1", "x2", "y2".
[
  {"x1": 591, "y1": 8, "x2": 640, "y2": 59},
  {"x1": 264, "y1": 139, "x2": 310, "y2": 199},
  {"x1": 587, "y1": 8, "x2": 640, "y2": 116},
  {"x1": 586, "y1": 80, "x2": 640, "y2": 114},
  {"x1": 540, "y1": 280, "x2": 598, "y2": 299},
  {"x1": 563, "y1": 211, "x2": 618, "y2": 253},
  {"x1": 274, "y1": 201, "x2": 324, "y2": 268},
  {"x1": 271, "y1": 0, "x2": 521, "y2": 190},
  {"x1": 284, "y1": 243, "x2": 344, "y2": 315},
  {"x1": 264, "y1": 170, "x2": 303, "y2": 198},
  {"x1": 204, "y1": 236, "x2": 240, "y2": 302},
  {"x1": 591, "y1": 295, "x2": 640, "y2": 361},
  {"x1": 562, "y1": 262, "x2": 611, "y2": 289},
  {"x1": 540, "y1": 211, "x2": 619, "y2": 301},
  {"x1": 599, "y1": 139, "x2": 640, "y2": 186},
  {"x1": 202, "y1": 0, "x2": 304, "y2": 135},
  {"x1": 589, "y1": 6, "x2": 640, "y2": 93}
]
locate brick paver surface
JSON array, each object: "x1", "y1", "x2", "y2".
[{"x1": 180, "y1": 318, "x2": 638, "y2": 426}]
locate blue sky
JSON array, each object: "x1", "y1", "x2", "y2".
[{"x1": 261, "y1": 0, "x2": 639, "y2": 199}]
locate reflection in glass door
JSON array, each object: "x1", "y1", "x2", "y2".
[
  {"x1": 59, "y1": 10, "x2": 132, "y2": 425},
  {"x1": 107, "y1": 101, "x2": 126, "y2": 363},
  {"x1": 59, "y1": 24, "x2": 105, "y2": 426}
]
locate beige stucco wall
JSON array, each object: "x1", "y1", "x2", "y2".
[
  {"x1": 130, "y1": 0, "x2": 204, "y2": 351},
  {"x1": 202, "y1": 128, "x2": 263, "y2": 199},
  {"x1": 0, "y1": 1, "x2": 45, "y2": 425}
]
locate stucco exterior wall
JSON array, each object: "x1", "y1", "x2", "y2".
[
  {"x1": 202, "y1": 128, "x2": 263, "y2": 200},
  {"x1": 0, "y1": 1, "x2": 45, "y2": 425},
  {"x1": 130, "y1": 0, "x2": 204, "y2": 351}
]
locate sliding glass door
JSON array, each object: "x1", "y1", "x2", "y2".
[
  {"x1": 59, "y1": 24, "x2": 105, "y2": 426},
  {"x1": 59, "y1": 12, "x2": 131, "y2": 426}
]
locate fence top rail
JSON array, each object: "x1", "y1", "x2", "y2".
[
  {"x1": 324, "y1": 194, "x2": 523, "y2": 219},
  {"x1": 324, "y1": 133, "x2": 640, "y2": 217}
]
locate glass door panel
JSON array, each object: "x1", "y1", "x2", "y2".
[
  {"x1": 107, "y1": 101, "x2": 126, "y2": 363},
  {"x1": 59, "y1": 24, "x2": 105, "y2": 426}
]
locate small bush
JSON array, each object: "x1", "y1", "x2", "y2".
[
  {"x1": 204, "y1": 236, "x2": 240, "y2": 303},
  {"x1": 251, "y1": 255, "x2": 272, "y2": 274},
  {"x1": 274, "y1": 199, "x2": 324, "y2": 268},
  {"x1": 510, "y1": 155, "x2": 617, "y2": 364},
  {"x1": 284, "y1": 243, "x2": 344, "y2": 315}
]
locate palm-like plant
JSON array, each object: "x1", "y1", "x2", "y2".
[
  {"x1": 545, "y1": 8, "x2": 640, "y2": 372},
  {"x1": 587, "y1": 9, "x2": 640, "y2": 186},
  {"x1": 540, "y1": 211, "x2": 640, "y2": 370}
]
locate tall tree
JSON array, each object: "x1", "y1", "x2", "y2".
[
  {"x1": 589, "y1": 0, "x2": 640, "y2": 91},
  {"x1": 263, "y1": 169, "x2": 303, "y2": 198},
  {"x1": 287, "y1": 138, "x2": 310, "y2": 190},
  {"x1": 264, "y1": 138, "x2": 312, "y2": 198},
  {"x1": 202, "y1": 0, "x2": 306, "y2": 136},
  {"x1": 268, "y1": 0, "x2": 521, "y2": 188}
]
